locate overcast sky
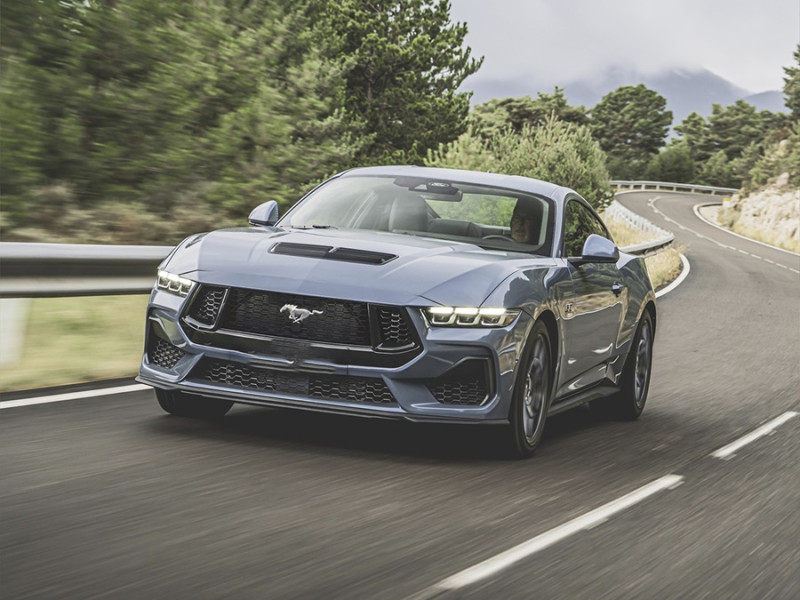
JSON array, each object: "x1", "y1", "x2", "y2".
[{"x1": 450, "y1": 0, "x2": 799, "y2": 93}]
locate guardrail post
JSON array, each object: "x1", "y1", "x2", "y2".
[{"x1": 0, "y1": 298, "x2": 30, "y2": 367}]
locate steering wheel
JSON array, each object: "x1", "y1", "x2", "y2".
[{"x1": 482, "y1": 234, "x2": 514, "y2": 241}]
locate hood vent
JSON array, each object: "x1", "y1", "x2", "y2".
[{"x1": 271, "y1": 242, "x2": 397, "y2": 265}]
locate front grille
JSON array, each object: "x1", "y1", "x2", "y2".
[
  {"x1": 183, "y1": 286, "x2": 420, "y2": 362},
  {"x1": 148, "y1": 338, "x2": 185, "y2": 369},
  {"x1": 219, "y1": 289, "x2": 371, "y2": 346},
  {"x1": 377, "y1": 307, "x2": 414, "y2": 348},
  {"x1": 427, "y1": 360, "x2": 490, "y2": 406},
  {"x1": 194, "y1": 359, "x2": 396, "y2": 404},
  {"x1": 188, "y1": 286, "x2": 226, "y2": 325}
]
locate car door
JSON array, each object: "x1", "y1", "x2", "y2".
[{"x1": 557, "y1": 199, "x2": 626, "y2": 395}]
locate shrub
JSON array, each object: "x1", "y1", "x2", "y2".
[{"x1": 427, "y1": 115, "x2": 613, "y2": 211}]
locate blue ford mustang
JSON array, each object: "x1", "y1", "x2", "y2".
[{"x1": 138, "y1": 166, "x2": 656, "y2": 457}]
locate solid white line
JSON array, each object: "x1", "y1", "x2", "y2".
[
  {"x1": 711, "y1": 412, "x2": 799, "y2": 459},
  {"x1": 0, "y1": 384, "x2": 150, "y2": 409},
  {"x1": 692, "y1": 203, "x2": 800, "y2": 257},
  {"x1": 412, "y1": 474, "x2": 684, "y2": 597},
  {"x1": 656, "y1": 253, "x2": 690, "y2": 298}
]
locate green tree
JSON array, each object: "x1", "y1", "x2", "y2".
[
  {"x1": 428, "y1": 116, "x2": 612, "y2": 210},
  {"x1": 674, "y1": 101, "x2": 785, "y2": 187},
  {"x1": 314, "y1": 0, "x2": 482, "y2": 164},
  {"x1": 0, "y1": 0, "x2": 360, "y2": 228},
  {"x1": 705, "y1": 100, "x2": 773, "y2": 160},
  {"x1": 697, "y1": 150, "x2": 733, "y2": 187},
  {"x1": 645, "y1": 140, "x2": 695, "y2": 183},
  {"x1": 589, "y1": 84, "x2": 672, "y2": 179},
  {"x1": 195, "y1": 1, "x2": 359, "y2": 215},
  {"x1": 470, "y1": 88, "x2": 587, "y2": 138},
  {"x1": 784, "y1": 44, "x2": 800, "y2": 117},
  {"x1": 674, "y1": 111, "x2": 710, "y2": 162}
]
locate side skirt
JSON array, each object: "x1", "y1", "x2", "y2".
[{"x1": 548, "y1": 384, "x2": 619, "y2": 416}]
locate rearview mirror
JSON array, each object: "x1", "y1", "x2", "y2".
[{"x1": 248, "y1": 201, "x2": 279, "y2": 226}]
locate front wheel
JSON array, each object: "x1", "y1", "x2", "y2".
[
  {"x1": 155, "y1": 388, "x2": 233, "y2": 419},
  {"x1": 509, "y1": 320, "x2": 553, "y2": 458}
]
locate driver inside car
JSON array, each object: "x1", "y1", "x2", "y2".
[{"x1": 510, "y1": 198, "x2": 539, "y2": 243}]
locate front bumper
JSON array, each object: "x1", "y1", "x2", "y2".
[{"x1": 138, "y1": 288, "x2": 532, "y2": 424}]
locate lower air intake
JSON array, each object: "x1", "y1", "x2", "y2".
[
  {"x1": 148, "y1": 338, "x2": 185, "y2": 369},
  {"x1": 426, "y1": 360, "x2": 490, "y2": 406},
  {"x1": 193, "y1": 360, "x2": 396, "y2": 405}
]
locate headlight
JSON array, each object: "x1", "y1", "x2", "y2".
[
  {"x1": 156, "y1": 270, "x2": 195, "y2": 297},
  {"x1": 422, "y1": 306, "x2": 520, "y2": 327}
]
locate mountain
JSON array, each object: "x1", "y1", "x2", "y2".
[
  {"x1": 465, "y1": 66, "x2": 787, "y2": 125},
  {"x1": 743, "y1": 91, "x2": 786, "y2": 113}
]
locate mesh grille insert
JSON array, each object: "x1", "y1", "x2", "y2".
[
  {"x1": 148, "y1": 338, "x2": 185, "y2": 369},
  {"x1": 194, "y1": 360, "x2": 396, "y2": 405},
  {"x1": 187, "y1": 286, "x2": 226, "y2": 325},
  {"x1": 376, "y1": 307, "x2": 414, "y2": 348},
  {"x1": 426, "y1": 360, "x2": 490, "y2": 406}
]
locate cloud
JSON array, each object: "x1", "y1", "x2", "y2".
[{"x1": 451, "y1": 0, "x2": 799, "y2": 92}]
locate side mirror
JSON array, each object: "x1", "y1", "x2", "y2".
[
  {"x1": 248, "y1": 201, "x2": 279, "y2": 226},
  {"x1": 569, "y1": 234, "x2": 619, "y2": 265}
]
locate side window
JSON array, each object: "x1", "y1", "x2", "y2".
[{"x1": 563, "y1": 200, "x2": 611, "y2": 257}]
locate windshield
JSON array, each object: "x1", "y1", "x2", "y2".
[{"x1": 280, "y1": 175, "x2": 555, "y2": 256}]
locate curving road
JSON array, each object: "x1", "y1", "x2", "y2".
[{"x1": 2, "y1": 192, "x2": 799, "y2": 600}]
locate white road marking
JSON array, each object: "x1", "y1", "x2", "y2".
[
  {"x1": 0, "y1": 384, "x2": 150, "y2": 409},
  {"x1": 711, "y1": 412, "x2": 799, "y2": 460},
  {"x1": 410, "y1": 475, "x2": 684, "y2": 598},
  {"x1": 656, "y1": 254, "x2": 690, "y2": 298},
  {"x1": 642, "y1": 200, "x2": 800, "y2": 272}
]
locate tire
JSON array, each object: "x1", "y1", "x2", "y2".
[
  {"x1": 595, "y1": 311, "x2": 654, "y2": 421},
  {"x1": 155, "y1": 388, "x2": 233, "y2": 419},
  {"x1": 509, "y1": 320, "x2": 553, "y2": 458}
]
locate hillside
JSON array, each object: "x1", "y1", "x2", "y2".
[{"x1": 465, "y1": 66, "x2": 786, "y2": 126}]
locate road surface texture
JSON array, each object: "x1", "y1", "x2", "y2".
[{"x1": 2, "y1": 192, "x2": 799, "y2": 599}]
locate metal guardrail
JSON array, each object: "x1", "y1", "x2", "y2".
[
  {"x1": 0, "y1": 243, "x2": 172, "y2": 298},
  {"x1": 1, "y1": 182, "x2": 697, "y2": 298},
  {"x1": 611, "y1": 180, "x2": 738, "y2": 195},
  {"x1": 605, "y1": 200, "x2": 675, "y2": 258}
]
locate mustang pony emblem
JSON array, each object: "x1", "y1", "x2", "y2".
[{"x1": 280, "y1": 304, "x2": 323, "y2": 324}]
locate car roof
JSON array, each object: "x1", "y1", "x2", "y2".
[{"x1": 337, "y1": 165, "x2": 574, "y2": 203}]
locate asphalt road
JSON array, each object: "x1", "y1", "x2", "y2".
[{"x1": 2, "y1": 192, "x2": 799, "y2": 600}]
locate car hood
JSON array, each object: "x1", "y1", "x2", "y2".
[{"x1": 165, "y1": 228, "x2": 556, "y2": 307}]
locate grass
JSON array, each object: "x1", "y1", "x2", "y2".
[
  {"x1": 706, "y1": 205, "x2": 800, "y2": 253},
  {"x1": 731, "y1": 222, "x2": 800, "y2": 253},
  {"x1": 0, "y1": 295, "x2": 149, "y2": 393}
]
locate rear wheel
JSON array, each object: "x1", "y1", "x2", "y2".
[
  {"x1": 595, "y1": 311, "x2": 654, "y2": 420},
  {"x1": 509, "y1": 320, "x2": 553, "y2": 458},
  {"x1": 155, "y1": 388, "x2": 233, "y2": 419}
]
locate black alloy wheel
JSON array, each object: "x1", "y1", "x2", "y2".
[
  {"x1": 509, "y1": 320, "x2": 553, "y2": 458},
  {"x1": 595, "y1": 310, "x2": 654, "y2": 420}
]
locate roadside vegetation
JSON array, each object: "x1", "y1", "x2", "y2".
[
  {"x1": 0, "y1": 295, "x2": 147, "y2": 392},
  {"x1": 3, "y1": 4, "x2": 797, "y2": 245}
]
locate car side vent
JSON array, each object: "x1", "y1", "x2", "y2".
[{"x1": 271, "y1": 243, "x2": 397, "y2": 265}]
